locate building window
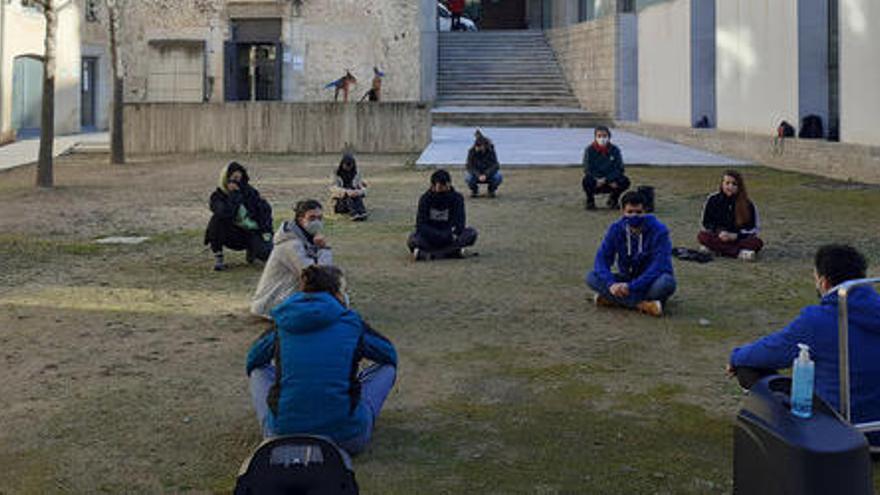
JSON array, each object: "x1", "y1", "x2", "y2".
[
  {"x1": 147, "y1": 41, "x2": 207, "y2": 103},
  {"x1": 85, "y1": 0, "x2": 98, "y2": 22},
  {"x1": 618, "y1": 0, "x2": 635, "y2": 13}
]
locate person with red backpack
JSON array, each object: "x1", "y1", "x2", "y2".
[{"x1": 447, "y1": 0, "x2": 465, "y2": 31}]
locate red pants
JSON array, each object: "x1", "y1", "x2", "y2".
[{"x1": 697, "y1": 231, "x2": 764, "y2": 258}]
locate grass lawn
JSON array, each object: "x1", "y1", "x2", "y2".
[{"x1": 1, "y1": 153, "x2": 879, "y2": 494}]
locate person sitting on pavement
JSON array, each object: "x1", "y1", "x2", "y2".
[
  {"x1": 407, "y1": 169, "x2": 478, "y2": 261},
  {"x1": 330, "y1": 153, "x2": 368, "y2": 221},
  {"x1": 582, "y1": 126, "x2": 630, "y2": 211},
  {"x1": 698, "y1": 170, "x2": 764, "y2": 261},
  {"x1": 727, "y1": 245, "x2": 880, "y2": 444},
  {"x1": 465, "y1": 130, "x2": 503, "y2": 198},
  {"x1": 247, "y1": 265, "x2": 398, "y2": 455},
  {"x1": 586, "y1": 191, "x2": 676, "y2": 317},
  {"x1": 204, "y1": 161, "x2": 273, "y2": 271},
  {"x1": 251, "y1": 199, "x2": 332, "y2": 318}
]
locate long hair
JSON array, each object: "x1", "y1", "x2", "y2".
[
  {"x1": 721, "y1": 170, "x2": 752, "y2": 227},
  {"x1": 336, "y1": 153, "x2": 358, "y2": 188}
]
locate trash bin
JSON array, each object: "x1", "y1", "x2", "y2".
[{"x1": 734, "y1": 375, "x2": 873, "y2": 495}]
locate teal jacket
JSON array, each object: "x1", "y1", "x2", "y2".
[{"x1": 246, "y1": 292, "x2": 398, "y2": 443}]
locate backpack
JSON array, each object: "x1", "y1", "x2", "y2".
[
  {"x1": 234, "y1": 435, "x2": 359, "y2": 495},
  {"x1": 777, "y1": 121, "x2": 795, "y2": 138},
  {"x1": 637, "y1": 185, "x2": 655, "y2": 213},
  {"x1": 799, "y1": 114, "x2": 824, "y2": 139}
]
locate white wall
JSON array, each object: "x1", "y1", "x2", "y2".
[
  {"x1": 638, "y1": 0, "x2": 691, "y2": 126},
  {"x1": 840, "y1": 0, "x2": 880, "y2": 146},
  {"x1": 716, "y1": 0, "x2": 799, "y2": 134},
  {"x1": 0, "y1": 2, "x2": 82, "y2": 138}
]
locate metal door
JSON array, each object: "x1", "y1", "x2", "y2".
[
  {"x1": 81, "y1": 57, "x2": 97, "y2": 128},
  {"x1": 12, "y1": 55, "x2": 43, "y2": 133}
]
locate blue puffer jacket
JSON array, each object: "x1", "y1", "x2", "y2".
[
  {"x1": 730, "y1": 286, "x2": 880, "y2": 444},
  {"x1": 593, "y1": 215, "x2": 674, "y2": 294},
  {"x1": 246, "y1": 292, "x2": 398, "y2": 443}
]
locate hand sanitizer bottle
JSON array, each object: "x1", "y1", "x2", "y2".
[{"x1": 791, "y1": 343, "x2": 814, "y2": 419}]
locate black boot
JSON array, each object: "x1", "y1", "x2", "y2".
[{"x1": 585, "y1": 196, "x2": 596, "y2": 210}]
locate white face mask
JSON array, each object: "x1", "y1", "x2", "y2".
[
  {"x1": 303, "y1": 220, "x2": 323, "y2": 236},
  {"x1": 596, "y1": 137, "x2": 609, "y2": 146}
]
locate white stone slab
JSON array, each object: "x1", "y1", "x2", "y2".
[
  {"x1": 94, "y1": 236, "x2": 150, "y2": 245},
  {"x1": 416, "y1": 127, "x2": 750, "y2": 168}
]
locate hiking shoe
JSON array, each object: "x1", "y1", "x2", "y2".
[
  {"x1": 698, "y1": 245, "x2": 711, "y2": 255},
  {"x1": 585, "y1": 199, "x2": 597, "y2": 211},
  {"x1": 607, "y1": 197, "x2": 619, "y2": 209},
  {"x1": 412, "y1": 248, "x2": 421, "y2": 262},
  {"x1": 246, "y1": 250, "x2": 256, "y2": 264},
  {"x1": 636, "y1": 300, "x2": 663, "y2": 317},
  {"x1": 213, "y1": 261, "x2": 227, "y2": 272},
  {"x1": 738, "y1": 249, "x2": 756, "y2": 262},
  {"x1": 470, "y1": 190, "x2": 479, "y2": 198},
  {"x1": 351, "y1": 212, "x2": 368, "y2": 221},
  {"x1": 593, "y1": 293, "x2": 617, "y2": 308},
  {"x1": 488, "y1": 190, "x2": 496, "y2": 198}
]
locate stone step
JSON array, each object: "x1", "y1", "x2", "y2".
[
  {"x1": 437, "y1": 99, "x2": 583, "y2": 107},
  {"x1": 432, "y1": 113, "x2": 608, "y2": 128}
]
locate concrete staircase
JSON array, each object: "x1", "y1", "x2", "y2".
[{"x1": 435, "y1": 30, "x2": 607, "y2": 128}]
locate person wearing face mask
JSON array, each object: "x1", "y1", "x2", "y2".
[
  {"x1": 585, "y1": 191, "x2": 676, "y2": 317},
  {"x1": 726, "y1": 245, "x2": 880, "y2": 444},
  {"x1": 465, "y1": 130, "x2": 503, "y2": 198},
  {"x1": 330, "y1": 153, "x2": 369, "y2": 221},
  {"x1": 408, "y1": 169, "x2": 478, "y2": 261},
  {"x1": 247, "y1": 265, "x2": 398, "y2": 454},
  {"x1": 251, "y1": 199, "x2": 333, "y2": 318},
  {"x1": 204, "y1": 162, "x2": 274, "y2": 271},
  {"x1": 698, "y1": 170, "x2": 763, "y2": 261},
  {"x1": 582, "y1": 125, "x2": 630, "y2": 210}
]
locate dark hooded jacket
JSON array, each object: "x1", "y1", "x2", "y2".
[
  {"x1": 466, "y1": 144, "x2": 500, "y2": 178},
  {"x1": 700, "y1": 191, "x2": 760, "y2": 239},
  {"x1": 204, "y1": 163, "x2": 273, "y2": 244}
]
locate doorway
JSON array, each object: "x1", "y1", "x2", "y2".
[
  {"x1": 480, "y1": 0, "x2": 528, "y2": 29},
  {"x1": 81, "y1": 57, "x2": 98, "y2": 129},
  {"x1": 12, "y1": 55, "x2": 43, "y2": 136},
  {"x1": 224, "y1": 19, "x2": 283, "y2": 101}
]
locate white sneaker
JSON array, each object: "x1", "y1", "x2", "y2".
[
  {"x1": 738, "y1": 249, "x2": 756, "y2": 262},
  {"x1": 412, "y1": 248, "x2": 421, "y2": 262},
  {"x1": 698, "y1": 245, "x2": 711, "y2": 254}
]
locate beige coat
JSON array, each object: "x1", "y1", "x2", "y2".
[{"x1": 250, "y1": 221, "x2": 333, "y2": 318}]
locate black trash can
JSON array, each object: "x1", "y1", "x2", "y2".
[{"x1": 734, "y1": 376, "x2": 873, "y2": 495}]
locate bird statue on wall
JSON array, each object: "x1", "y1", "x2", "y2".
[
  {"x1": 325, "y1": 70, "x2": 358, "y2": 102},
  {"x1": 359, "y1": 67, "x2": 385, "y2": 102}
]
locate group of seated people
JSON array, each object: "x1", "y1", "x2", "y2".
[{"x1": 200, "y1": 125, "x2": 879, "y2": 455}]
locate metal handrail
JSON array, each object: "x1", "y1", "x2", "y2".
[{"x1": 837, "y1": 277, "x2": 880, "y2": 426}]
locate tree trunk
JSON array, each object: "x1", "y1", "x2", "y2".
[
  {"x1": 36, "y1": 1, "x2": 57, "y2": 188},
  {"x1": 108, "y1": 4, "x2": 125, "y2": 164}
]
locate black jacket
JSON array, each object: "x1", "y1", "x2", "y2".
[
  {"x1": 583, "y1": 143, "x2": 625, "y2": 181},
  {"x1": 700, "y1": 192, "x2": 759, "y2": 239},
  {"x1": 416, "y1": 189, "x2": 466, "y2": 243},
  {"x1": 205, "y1": 184, "x2": 273, "y2": 241},
  {"x1": 466, "y1": 145, "x2": 500, "y2": 178}
]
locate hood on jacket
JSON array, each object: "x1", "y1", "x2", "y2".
[
  {"x1": 821, "y1": 285, "x2": 880, "y2": 334},
  {"x1": 273, "y1": 220, "x2": 306, "y2": 245},
  {"x1": 217, "y1": 162, "x2": 250, "y2": 194},
  {"x1": 270, "y1": 291, "x2": 347, "y2": 334},
  {"x1": 610, "y1": 214, "x2": 667, "y2": 256}
]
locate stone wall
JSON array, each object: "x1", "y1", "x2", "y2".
[
  {"x1": 124, "y1": 102, "x2": 432, "y2": 154},
  {"x1": 545, "y1": 15, "x2": 618, "y2": 117},
  {"x1": 106, "y1": 0, "x2": 432, "y2": 104},
  {"x1": 619, "y1": 122, "x2": 880, "y2": 185}
]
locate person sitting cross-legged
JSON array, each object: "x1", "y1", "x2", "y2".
[
  {"x1": 585, "y1": 191, "x2": 676, "y2": 317},
  {"x1": 407, "y1": 169, "x2": 478, "y2": 261},
  {"x1": 582, "y1": 126, "x2": 630, "y2": 210},
  {"x1": 247, "y1": 265, "x2": 398, "y2": 455},
  {"x1": 251, "y1": 199, "x2": 333, "y2": 318},
  {"x1": 330, "y1": 153, "x2": 369, "y2": 221},
  {"x1": 726, "y1": 244, "x2": 880, "y2": 445},
  {"x1": 465, "y1": 130, "x2": 503, "y2": 198},
  {"x1": 697, "y1": 170, "x2": 764, "y2": 261}
]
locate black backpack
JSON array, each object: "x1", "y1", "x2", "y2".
[
  {"x1": 777, "y1": 121, "x2": 795, "y2": 138},
  {"x1": 234, "y1": 435, "x2": 359, "y2": 495},
  {"x1": 637, "y1": 185, "x2": 655, "y2": 213},
  {"x1": 799, "y1": 114, "x2": 824, "y2": 139}
]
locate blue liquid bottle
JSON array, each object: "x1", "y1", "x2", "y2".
[{"x1": 791, "y1": 343, "x2": 814, "y2": 419}]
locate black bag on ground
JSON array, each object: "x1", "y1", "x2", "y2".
[
  {"x1": 672, "y1": 247, "x2": 712, "y2": 263},
  {"x1": 234, "y1": 435, "x2": 359, "y2": 495},
  {"x1": 777, "y1": 121, "x2": 795, "y2": 138},
  {"x1": 799, "y1": 115, "x2": 824, "y2": 139},
  {"x1": 637, "y1": 185, "x2": 655, "y2": 213}
]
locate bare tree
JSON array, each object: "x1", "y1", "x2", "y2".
[
  {"x1": 30, "y1": 0, "x2": 58, "y2": 187},
  {"x1": 106, "y1": 0, "x2": 124, "y2": 164}
]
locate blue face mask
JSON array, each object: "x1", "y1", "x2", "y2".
[{"x1": 623, "y1": 215, "x2": 645, "y2": 228}]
